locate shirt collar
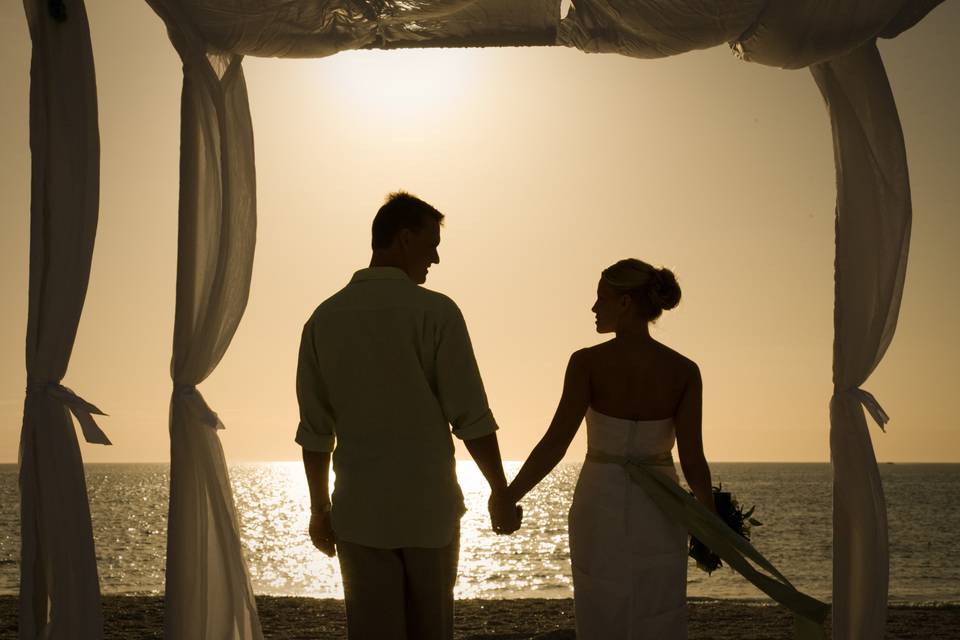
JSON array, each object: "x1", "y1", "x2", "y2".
[{"x1": 350, "y1": 266, "x2": 412, "y2": 283}]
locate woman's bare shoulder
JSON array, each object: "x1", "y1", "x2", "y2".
[
  {"x1": 567, "y1": 344, "x2": 596, "y2": 372},
  {"x1": 654, "y1": 342, "x2": 701, "y2": 380},
  {"x1": 574, "y1": 339, "x2": 618, "y2": 365}
]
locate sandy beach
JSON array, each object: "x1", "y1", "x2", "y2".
[{"x1": 2, "y1": 596, "x2": 958, "y2": 639}]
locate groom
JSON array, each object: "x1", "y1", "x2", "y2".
[{"x1": 296, "y1": 192, "x2": 521, "y2": 640}]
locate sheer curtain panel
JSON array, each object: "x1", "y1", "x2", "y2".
[
  {"x1": 19, "y1": 0, "x2": 110, "y2": 638},
  {"x1": 145, "y1": 1, "x2": 262, "y2": 638},
  {"x1": 811, "y1": 41, "x2": 912, "y2": 640}
]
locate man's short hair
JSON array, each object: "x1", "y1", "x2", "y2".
[{"x1": 371, "y1": 192, "x2": 444, "y2": 250}]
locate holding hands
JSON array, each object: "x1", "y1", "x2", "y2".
[
  {"x1": 488, "y1": 487, "x2": 523, "y2": 535},
  {"x1": 463, "y1": 433, "x2": 525, "y2": 535}
]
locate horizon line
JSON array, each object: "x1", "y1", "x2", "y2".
[{"x1": 2, "y1": 459, "x2": 959, "y2": 465}]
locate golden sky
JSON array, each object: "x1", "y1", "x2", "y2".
[{"x1": 1, "y1": 2, "x2": 958, "y2": 463}]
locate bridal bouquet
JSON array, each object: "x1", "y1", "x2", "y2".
[{"x1": 689, "y1": 483, "x2": 762, "y2": 574}]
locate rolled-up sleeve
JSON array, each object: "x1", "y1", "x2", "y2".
[
  {"x1": 295, "y1": 322, "x2": 336, "y2": 452},
  {"x1": 435, "y1": 301, "x2": 498, "y2": 440}
]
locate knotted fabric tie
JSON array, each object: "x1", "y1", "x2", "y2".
[
  {"x1": 173, "y1": 384, "x2": 223, "y2": 430},
  {"x1": 26, "y1": 380, "x2": 111, "y2": 445},
  {"x1": 848, "y1": 387, "x2": 890, "y2": 432}
]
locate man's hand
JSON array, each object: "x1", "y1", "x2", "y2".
[
  {"x1": 309, "y1": 511, "x2": 336, "y2": 557},
  {"x1": 302, "y1": 450, "x2": 334, "y2": 555},
  {"x1": 488, "y1": 488, "x2": 522, "y2": 535}
]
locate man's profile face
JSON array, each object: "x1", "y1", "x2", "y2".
[{"x1": 404, "y1": 218, "x2": 441, "y2": 284}]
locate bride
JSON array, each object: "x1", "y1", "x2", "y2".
[{"x1": 501, "y1": 258, "x2": 716, "y2": 639}]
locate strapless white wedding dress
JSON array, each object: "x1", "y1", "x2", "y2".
[{"x1": 568, "y1": 408, "x2": 688, "y2": 639}]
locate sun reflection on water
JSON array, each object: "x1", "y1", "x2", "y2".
[
  {"x1": 4, "y1": 463, "x2": 957, "y2": 601},
  {"x1": 230, "y1": 461, "x2": 579, "y2": 598}
]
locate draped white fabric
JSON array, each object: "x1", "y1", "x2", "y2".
[
  {"x1": 143, "y1": 2, "x2": 262, "y2": 638},
  {"x1": 557, "y1": 0, "x2": 942, "y2": 63},
  {"x1": 19, "y1": 0, "x2": 945, "y2": 638},
  {"x1": 559, "y1": 0, "x2": 763, "y2": 58},
  {"x1": 810, "y1": 42, "x2": 912, "y2": 640},
  {"x1": 734, "y1": 0, "x2": 908, "y2": 68},
  {"x1": 171, "y1": 0, "x2": 564, "y2": 56},
  {"x1": 19, "y1": 1, "x2": 110, "y2": 638}
]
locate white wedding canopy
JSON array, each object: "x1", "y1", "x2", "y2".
[{"x1": 19, "y1": 0, "x2": 942, "y2": 638}]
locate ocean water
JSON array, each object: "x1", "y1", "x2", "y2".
[{"x1": 0, "y1": 462, "x2": 957, "y2": 603}]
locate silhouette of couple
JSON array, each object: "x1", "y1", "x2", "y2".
[{"x1": 296, "y1": 192, "x2": 715, "y2": 640}]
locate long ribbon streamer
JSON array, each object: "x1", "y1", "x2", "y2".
[
  {"x1": 848, "y1": 387, "x2": 890, "y2": 432},
  {"x1": 586, "y1": 450, "x2": 830, "y2": 639}
]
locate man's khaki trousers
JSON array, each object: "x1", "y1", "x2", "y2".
[{"x1": 336, "y1": 531, "x2": 459, "y2": 640}]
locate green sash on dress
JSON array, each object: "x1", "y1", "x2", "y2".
[{"x1": 585, "y1": 450, "x2": 830, "y2": 640}]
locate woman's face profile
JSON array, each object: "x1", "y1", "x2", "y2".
[{"x1": 591, "y1": 279, "x2": 625, "y2": 334}]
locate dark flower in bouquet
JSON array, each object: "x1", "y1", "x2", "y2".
[{"x1": 689, "y1": 483, "x2": 762, "y2": 574}]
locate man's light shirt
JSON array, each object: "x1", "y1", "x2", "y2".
[{"x1": 295, "y1": 266, "x2": 498, "y2": 548}]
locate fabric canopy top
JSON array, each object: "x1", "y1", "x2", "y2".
[{"x1": 169, "y1": 0, "x2": 941, "y2": 66}]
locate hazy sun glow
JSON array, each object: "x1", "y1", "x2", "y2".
[{"x1": 317, "y1": 48, "x2": 485, "y2": 119}]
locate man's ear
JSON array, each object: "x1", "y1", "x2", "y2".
[{"x1": 397, "y1": 228, "x2": 413, "y2": 251}]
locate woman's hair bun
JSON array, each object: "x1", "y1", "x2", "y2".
[
  {"x1": 601, "y1": 259, "x2": 682, "y2": 321},
  {"x1": 649, "y1": 268, "x2": 681, "y2": 311}
]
